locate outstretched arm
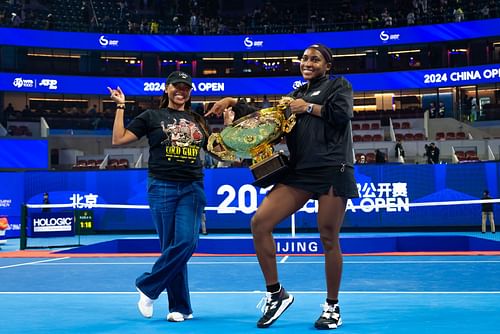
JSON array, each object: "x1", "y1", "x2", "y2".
[{"x1": 107, "y1": 86, "x2": 138, "y2": 145}]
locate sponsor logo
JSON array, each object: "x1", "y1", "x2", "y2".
[
  {"x1": 39, "y1": 79, "x2": 58, "y2": 90},
  {"x1": 243, "y1": 37, "x2": 264, "y2": 48},
  {"x1": 0, "y1": 199, "x2": 12, "y2": 208},
  {"x1": 292, "y1": 80, "x2": 306, "y2": 89},
  {"x1": 12, "y1": 77, "x2": 34, "y2": 88},
  {"x1": 99, "y1": 35, "x2": 119, "y2": 47},
  {"x1": 32, "y1": 217, "x2": 73, "y2": 232},
  {"x1": 379, "y1": 30, "x2": 400, "y2": 42}
]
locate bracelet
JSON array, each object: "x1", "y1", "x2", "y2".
[{"x1": 116, "y1": 103, "x2": 125, "y2": 109}]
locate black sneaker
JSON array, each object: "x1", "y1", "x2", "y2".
[
  {"x1": 256, "y1": 287, "x2": 294, "y2": 328},
  {"x1": 314, "y1": 303, "x2": 342, "y2": 330}
]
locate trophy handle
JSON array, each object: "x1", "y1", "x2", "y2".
[
  {"x1": 277, "y1": 97, "x2": 297, "y2": 133},
  {"x1": 207, "y1": 133, "x2": 237, "y2": 161}
]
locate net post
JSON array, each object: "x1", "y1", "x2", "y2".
[{"x1": 20, "y1": 203, "x2": 27, "y2": 250}]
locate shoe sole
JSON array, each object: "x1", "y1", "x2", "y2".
[
  {"x1": 257, "y1": 295, "x2": 294, "y2": 328},
  {"x1": 314, "y1": 318, "x2": 343, "y2": 330}
]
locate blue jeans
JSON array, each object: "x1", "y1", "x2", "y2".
[{"x1": 136, "y1": 177, "x2": 206, "y2": 315}]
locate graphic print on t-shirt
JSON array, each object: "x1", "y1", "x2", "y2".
[{"x1": 160, "y1": 118, "x2": 203, "y2": 163}]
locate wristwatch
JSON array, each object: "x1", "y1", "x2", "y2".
[{"x1": 306, "y1": 104, "x2": 314, "y2": 114}]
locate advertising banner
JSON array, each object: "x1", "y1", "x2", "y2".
[
  {"x1": 29, "y1": 212, "x2": 75, "y2": 237},
  {"x1": 1, "y1": 64, "x2": 500, "y2": 96},
  {"x1": 1, "y1": 19, "x2": 499, "y2": 51},
  {"x1": 5, "y1": 162, "x2": 496, "y2": 234}
]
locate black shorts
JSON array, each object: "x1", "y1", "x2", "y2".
[{"x1": 279, "y1": 165, "x2": 359, "y2": 200}]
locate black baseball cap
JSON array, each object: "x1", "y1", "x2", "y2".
[{"x1": 166, "y1": 71, "x2": 193, "y2": 88}]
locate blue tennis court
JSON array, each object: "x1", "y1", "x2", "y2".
[{"x1": 1, "y1": 253, "x2": 499, "y2": 333}]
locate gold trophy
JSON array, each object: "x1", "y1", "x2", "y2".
[{"x1": 207, "y1": 97, "x2": 296, "y2": 187}]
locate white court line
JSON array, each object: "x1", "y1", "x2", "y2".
[
  {"x1": 0, "y1": 291, "x2": 499, "y2": 295},
  {"x1": 28, "y1": 260, "x2": 500, "y2": 266},
  {"x1": 0, "y1": 257, "x2": 70, "y2": 269}
]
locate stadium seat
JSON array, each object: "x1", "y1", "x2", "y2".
[
  {"x1": 456, "y1": 132, "x2": 466, "y2": 140},
  {"x1": 401, "y1": 122, "x2": 411, "y2": 129},
  {"x1": 393, "y1": 122, "x2": 400, "y2": 129},
  {"x1": 361, "y1": 123, "x2": 370, "y2": 130},
  {"x1": 371, "y1": 123, "x2": 380, "y2": 130},
  {"x1": 413, "y1": 133, "x2": 425, "y2": 141},
  {"x1": 403, "y1": 133, "x2": 414, "y2": 141},
  {"x1": 465, "y1": 150, "x2": 479, "y2": 160},
  {"x1": 118, "y1": 159, "x2": 129, "y2": 168},
  {"x1": 455, "y1": 151, "x2": 466, "y2": 161},
  {"x1": 352, "y1": 123, "x2": 361, "y2": 130},
  {"x1": 362, "y1": 134, "x2": 372, "y2": 142},
  {"x1": 395, "y1": 133, "x2": 403, "y2": 141},
  {"x1": 372, "y1": 134, "x2": 383, "y2": 141},
  {"x1": 435, "y1": 132, "x2": 445, "y2": 140},
  {"x1": 107, "y1": 159, "x2": 119, "y2": 169},
  {"x1": 446, "y1": 132, "x2": 455, "y2": 140},
  {"x1": 366, "y1": 152, "x2": 376, "y2": 163},
  {"x1": 353, "y1": 135, "x2": 362, "y2": 142}
]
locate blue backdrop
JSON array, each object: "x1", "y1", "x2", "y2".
[{"x1": 0, "y1": 162, "x2": 497, "y2": 237}]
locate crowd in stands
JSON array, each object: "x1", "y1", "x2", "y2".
[{"x1": 0, "y1": 0, "x2": 498, "y2": 35}]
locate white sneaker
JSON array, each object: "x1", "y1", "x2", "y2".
[
  {"x1": 136, "y1": 287, "x2": 154, "y2": 318},
  {"x1": 166, "y1": 312, "x2": 194, "y2": 322}
]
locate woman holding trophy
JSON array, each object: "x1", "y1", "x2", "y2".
[{"x1": 208, "y1": 43, "x2": 358, "y2": 330}]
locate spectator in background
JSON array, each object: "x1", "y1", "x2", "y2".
[
  {"x1": 481, "y1": 190, "x2": 496, "y2": 234},
  {"x1": 45, "y1": 13, "x2": 54, "y2": 30},
  {"x1": 395, "y1": 139, "x2": 405, "y2": 162},
  {"x1": 358, "y1": 154, "x2": 367, "y2": 164},
  {"x1": 42, "y1": 192, "x2": 50, "y2": 212},
  {"x1": 375, "y1": 149, "x2": 386, "y2": 163},
  {"x1": 262, "y1": 95, "x2": 271, "y2": 108},
  {"x1": 425, "y1": 142, "x2": 440, "y2": 164},
  {"x1": 1, "y1": 103, "x2": 14, "y2": 128}
]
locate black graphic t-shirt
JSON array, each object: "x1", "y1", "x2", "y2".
[{"x1": 126, "y1": 108, "x2": 208, "y2": 182}]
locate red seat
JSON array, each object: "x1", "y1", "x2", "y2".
[
  {"x1": 403, "y1": 133, "x2": 414, "y2": 141},
  {"x1": 107, "y1": 159, "x2": 119, "y2": 169},
  {"x1": 413, "y1": 133, "x2": 425, "y2": 141},
  {"x1": 361, "y1": 123, "x2": 370, "y2": 130},
  {"x1": 371, "y1": 123, "x2": 380, "y2": 130},
  {"x1": 353, "y1": 135, "x2": 362, "y2": 142},
  {"x1": 73, "y1": 160, "x2": 88, "y2": 169},
  {"x1": 465, "y1": 150, "x2": 478, "y2": 160},
  {"x1": 352, "y1": 123, "x2": 361, "y2": 130},
  {"x1": 362, "y1": 134, "x2": 372, "y2": 142},
  {"x1": 366, "y1": 152, "x2": 376, "y2": 163},
  {"x1": 395, "y1": 133, "x2": 403, "y2": 141},
  {"x1": 455, "y1": 151, "x2": 466, "y2": 161},
  {"x1": 118, "y1": 159, "x2": 129, "y2": 168},
  {"x1": 435, "y1": 132, "x2": 445, "y2": 140},
  {"x1": 446, "y1": 132, "x2": 455, "y2": 140},
  {"x1": 372, "y1": 134, "x2": 383, "y2": 141},
  {"x1": 393, "y1": 122, "x2": 400, "y2": 129},
  {"x1": 401, "y1": 122, "x2": 411, "y2": 129},
  {"x1": 456, "y1": 132, "x2": 466, "y2": 139}
]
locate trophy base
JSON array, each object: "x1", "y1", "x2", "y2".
[{"x1": 250, "y1": 152, "x2": 289, "y2": 188}]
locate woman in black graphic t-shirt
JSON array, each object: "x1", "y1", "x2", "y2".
[{"x1": 108, "y1": 71, "x2": 209, "y2": 323}]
